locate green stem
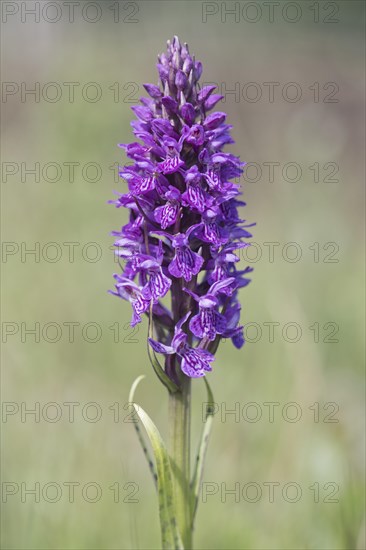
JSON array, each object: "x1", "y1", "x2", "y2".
[{"x1": 169, "y1": 375, "x2": 192, "y2": 549}]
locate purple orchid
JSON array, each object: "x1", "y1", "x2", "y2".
[
  {"x1": 149, "y1": 313, "x2": 214, "y2": 378},
  {"x1": 185, "y1": 278, "x2": 236, "y2": 341},
  {"x1": 154, "y1": 186, "x2": 181, "y2": 229},
  {"x1": 109, "y1": 36, "x2": 254, "y2": 383},
  {"x1": 109, "y1": 277, "x2": 151, "y2": 327},
  {"x1": 168, "y1": 232, "x2": 204, "y2": 282}
]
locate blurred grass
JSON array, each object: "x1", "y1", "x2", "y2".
[{"x1": 1, "y1": 1, "x2": 365, "y2": 549}]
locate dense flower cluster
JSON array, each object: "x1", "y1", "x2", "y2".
[{"x1": 110, "y1": 37, "x2": 253, "y2": 380}]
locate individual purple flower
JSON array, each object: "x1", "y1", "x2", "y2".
[
  {"x1": 182, "y1": 124, "x2": 206, "y2": 147},
  {"x1": 168, "y1": 232, "x2": 204, "y2": 282},
  {"x1": 140, "y1": 259, "x2": 172, "y2": 303},
  {"x1": 109, "y1": 36, "x2": 254, "y2": 382},
  {"x1": 149, "y1": 313, "x2": 214, "y2": 378},
  {"x1": 181, "y1": 166, "x2": 209, "y2": 213},
  {"x1": 185, "y1": 278, "x2": 235, "y2": 341},
  {"x1": 110, "y1": 277, "x2": 150, "y2": 327},
  {"x1": 221, "y1": 300, "x2": 245, "y2": 349},
  {"x1": 154, "y1": 186, "x2": 181, "y2": 229}
]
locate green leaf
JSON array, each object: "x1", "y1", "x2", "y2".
[
  {"x1": 148, "y1": 303, "x2": 179, "y2": 394},
  {"x1": 129, "y1": 376, "x2": 184, "y2": 550},
  {"x1": 128, "y1": 376, "x2": 158, "y2": 488},
  {"x1": 190, "y1": 378, "x2": 215, "y2": 528},
  {"x1": 147, "y1": 340, "x2": 179, "y2": 394}
]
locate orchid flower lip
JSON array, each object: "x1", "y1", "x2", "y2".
[{"x1": 109, "y1": 36, "x2": 254, "y2": 379}]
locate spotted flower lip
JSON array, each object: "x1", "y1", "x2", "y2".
[
  {"x1": 109, "y1": 36, "x2": 254, "y2": 381},
  {"x1": 148, "y1": 313, "x2": 214, "y2": 378}
]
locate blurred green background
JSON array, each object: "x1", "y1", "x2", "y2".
[{"x1": 1, "y1": 1, "x2": 365, "y2": 548}]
